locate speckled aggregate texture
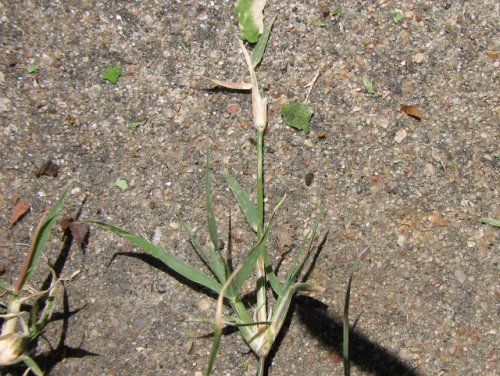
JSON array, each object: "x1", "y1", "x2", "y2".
[{"x1": 0, "y1": 1, "x2": 498, "y2": 375}]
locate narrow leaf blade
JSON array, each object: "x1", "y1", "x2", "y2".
[
  {"x1": 19, "y1": 186, "x2": 70, "y2": 290},
  {"x1": 224, "y1": 173, "x2": 258, "y2": 232},
  {"x1": 203, "y1": 76, "x2": 252, "y2": 90},
  {"x1": 233, "y1": 195, "x2": 285, "y2": 294},
  {"x1": 251, "y1": 14, "x2": 276, "y2": 67},
  {"x1": 205, "y1": 152, "x2": 219, "y2": 254},
  {"x1": 284, "y1": 206, "x2": 325, "y2": 288},
  {"x1": 205, "y1": 264, "x2": 243, "y2": 376},
  {"x1": 205, "y1": 326, "x2": 222, "y2": 376},
  {"x1": 92, "y1": 222, "x2": 222, "y2": 295},
  {"x1": 233, "y1": 225, "x2": 269, "y2": 293},
  {"x1": 343, "y1": 273, "x2": 354, "y2": 376},
  {"x1": 480, "y1": 217, "x2": 500, "y2": 227}
]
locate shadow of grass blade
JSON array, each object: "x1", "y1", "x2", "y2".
[
  {"x1": 343, "y1": 272, "x2": 354, "y2": 376},
  {"x1": 181, "y1": 220, "x2": 209, "y2": 264},
  {"x1": 92, "y1": 222, "x2": 223, "y2": 295},
  {"x1": 224, "y1": 172, "x2": 258, "y2": 233},
  {"x1": 16, "y1": 185, "x2": 71, "y2": 291}
]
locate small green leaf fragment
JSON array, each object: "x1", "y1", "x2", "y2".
[
  {"x1": 393, "y1": 9, "x2": 404, "y2": 23},
  {"x1": 178, "y1": 39, "x2": 189, "y2": 54},
  {"x1": 235, "y1": 0, "x2": 266, "y2": 43},
  {"x1": 313, "y1": 19, "x2": 328, "y2": 27},
  {"x1": 480, "y1": 217, "x2": 500, "y2": 227},
  {"x1": 331, "y1": 5, "x2": 342, "y2": 16},
  {"x1": 281, "y1": 101, "x2": 314, "y2": 133},
  {"x1": 27, "y1": 64, "x2": 39, "y2": 73},
  {"x1": 127, "y1": 122, "x2": 141, "y2": 129},
  {"x1": 307, "y1": 18, "x2": 327, "y2": 27},
  {"x1": 103, "y1": 66, "x2": 123, "y2": 84},
  {"x1": 362, "y1": 76, "x2": 375, "y2": 94},
  {"x1": 115, "y1": 178, "x2": 128, "y2": 190}
]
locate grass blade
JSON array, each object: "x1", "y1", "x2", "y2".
[
  {"x1": 205, "y1": 152, "x2": 219, "y2": 253},
  {"x1": 92, "y1": 222, "x2": 223, "y2": 295},
  {"x1": 22, "y1": 356, "x2": 44, "y2": 376},
  {"x1": 182, "y1": 220, "x2": 227, "y2": 286},
  {"x1": 233, "y1": 224, "x2": 270, "y2": 294},
  {"x1": 234, "y1": 195, "x2": 286, "y2": 294},
  {"x1": 343, "y1": 273, "x2": 354, "y2": 376},
  {"x1": 480, "y1": 217, "x2": 500, "y2": 227},
  {"x1": 263, "y1": 253, "x2": 283, "y2": 296},
  {"x1": 203, "y1": 152, "x2": 231, "y2": 285},
  {"x1": 284, "y1": 206, "x2": 325, "y2": 288},
  {"x1": 14, "y1": 185, "x2": 70, "y2": 292},
  {"x1": 251, "y1": 14, "x2": 277, "y2": 67},
  {"x1": 224, "y1": 172, "x2": 258, "y2": 232},
  {"x1": 202, "y1": 76, "x2": 252, "y2": 90},
  {"x1": 205, "y1": 264, "x2": 243, "y2": 376}
]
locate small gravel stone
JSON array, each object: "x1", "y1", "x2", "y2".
[
  {"x1": 454, "y1": 268, "x2": 466, "y2": 284},
  {"x1": 226, "y1": 103, "x2": 240, "y2": 113},
  {"x1": 87, "y1": 84, "x2": 102, "y2": 100},
  {"x1": 0, "y1": 97, "x2": 11, "y2": 112},
  {"x1": 414, "y1": 52, "x2": 425, "y2": 63},
  {"x1": 397, "y1": 234, "x2": 406, "y2": 247},
  {"x1": 394, "y1": 128, "x2": 407, "y2": 143}
]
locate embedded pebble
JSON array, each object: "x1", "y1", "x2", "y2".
[
  {"x1": 0, "y1": 97, "x2": 11, "y2": 112},
  {"x1": 87, "y1": 84, "x2": 102, "y2": 100},
  {"x1": 394, "y1": 128, "x2": 407, "y2": 143},
  {"x1": 454, "y1": 269, "x2": 466, "y2": 284}
]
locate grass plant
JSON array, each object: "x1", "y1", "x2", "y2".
[
  {"x1": 94, "y1": 37, "x2": 327, "y2": 375},
  {"x1": 0, "y1": 187, "x2": 70, "y2": 376}
]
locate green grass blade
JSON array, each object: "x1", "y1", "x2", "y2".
[
  {"x1": 182, "y1": 220, "x2": 227, "y2": 286},
  {"x1": 23, "y1": 356, "x2": 44, "y2": 376},
  {"x1": 233, "y1": 225, "x2": 269, "y2": 294},
  {"x1": 271, "y1": 282, "x2": 324, "y2": 348},
  {"x1": 205, "y1": 151, "x2": 220, "y2": 252},
  {"x1": 194, "y1": 316, "x2": 269, "y2": 328},
  {"x1": 251, "y1": 15, "x2": 277, "y2": 67},
  {"x1": 204, "y1": 324, "x2": 221, "y2": 376},
  {"x1": 92, "y1": 222, "x2": 223, "y2": 295},
  {"x1": 262, "y1": 196, "x2": 288, "y2": 296},
  {"x1": 480, "y1": 217, "x2": 500, "y2": 227},
  {"x1": 16, "y1": 185, "x2": 70, "y2": 291},
  {"x1": 343, "y1": 273, "x2": 354, "y2": 376},
  {"x1": 263, "y1": 254, "x2": 283, "y2": 296},
  {"x1": 224, "y1": 172, "x2": 258, "y2": 233},
  {"x1": 284, "y1": 206, "x2": 325, "y2": 287},
  {"x1": 203, "y1": 153, "x2": 232, "y2": 287},
  {"x1": 0, "y1": 281, "x2": 13, "y2": 291},
  {"x1": 205, "y1": 264, "x2": 242, "y2": 376},
  {"x1": 233, "y1": 195, "x2": 286, "y2": 294}
]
